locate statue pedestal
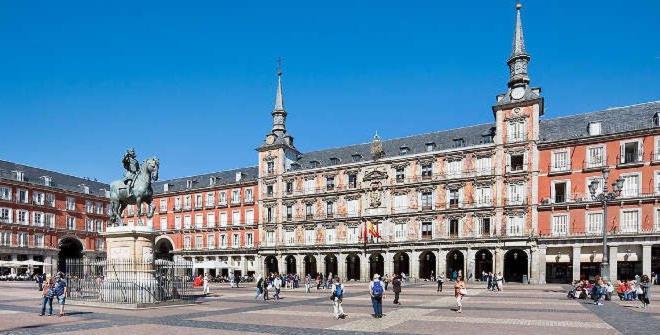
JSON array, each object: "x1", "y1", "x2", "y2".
[{"x1": 104, "y1": 225, "x2": 157, "y2": 262}]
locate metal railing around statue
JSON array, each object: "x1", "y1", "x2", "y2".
[{"x1": 65, "y1": 258, "x2": 197, "y2": 305}]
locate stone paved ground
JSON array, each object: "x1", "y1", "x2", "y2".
[{"x1": 0, "y1": 281, "x2": 658, "y2": 335}]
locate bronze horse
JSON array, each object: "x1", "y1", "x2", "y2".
[{"x1": 109, "y1": 157, "x2": 159, "y2": 225}]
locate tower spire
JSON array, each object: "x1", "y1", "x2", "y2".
[
  {"x1": 507, "y1": 1, "x2": 531, "y2": 89},
  {"x1": 272, "y1": 58, "x2": 287, "y2": 136}
]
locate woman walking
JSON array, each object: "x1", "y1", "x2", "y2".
[
  {"x1": 454, "y1": 277, "x2": 467, "y2": 313},
  {"x1": 639, "y1": 275, "x2": 651, "y2": 309}
]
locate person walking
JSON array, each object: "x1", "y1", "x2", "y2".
[
  {"x1": 639, "y1": 275, "x2": 651, "y2": 309},
  {"x1": 273, "y1": 273, "x2": 282, "y2": 302},
  {"x1": 305, "y1": 274, "x2": 312, "y2": 293},
  {"x1": 454, "y1": 277, "x2": 467, "y2": 313},
  {"x1": 52, "y1": 272, "x2": 67, "y2": 317},
  {"x1": 384, "y1": 274, "x2": 390, "y2": 291},
  {"x1": 369, "y1": 274, "x2": 385, "y2": 318},
  {"x1": 203, "y1": 273, "x2": 210, "y2": 295},
  {"x1": 36, "y1": 273, "x2": 44, "y2": 292},
  {"x1": 255, "y1": 275, "x2": 264, "y2": 300},
  {"x1": 495, "y1": 272, "x2": 503, "y2": 292},
  {"x1": 38, "y1": 275, "x2": 54, "y2": 316},
  {"x1": 392, "y1": 274, "x2": 402, "y2": 305},
  {"x1": 437, "y1": 273, "x2": 444, "y2": 293},
  {"x1": 331, "y1": 277, "x2": 346, "y2": 319}
]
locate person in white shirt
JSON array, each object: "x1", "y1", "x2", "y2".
[
  {"x1": 203, "y1": 273, "x2": 210, "y2": 295},
  {"x1": 273, "y1": 274, "x2": 282, "y2": 301},
  {"x1": 331, "y1": 277, "x2": 346, "y2": 319}
]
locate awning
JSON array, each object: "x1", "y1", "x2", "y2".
[
  {"x1": 193, "y1": 260, "x2": 238, "y2": 269},
  {"x1": 545, "y1": 254, "x2": 571, "y2": 263}
]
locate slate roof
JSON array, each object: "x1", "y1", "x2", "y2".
[
  {"x1": 0, "y1": 160, "x2": 109, "y2": 197},
  {"x1": 153, "y1": 166, "x2": 258, "y2": 195},
  {"x1": 539, "y1": 101, "x2": 660, "y2": 143}
]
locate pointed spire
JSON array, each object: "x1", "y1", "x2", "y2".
[
  {"x1": 507, "y1": 1, "x2": 531, "y2": 89},
  {"x1": 274, "y1": 58, "x2": 285, "y2": 111},
  {"x1": 271, "y1": 58, "x2": 287, "y2": 136}
]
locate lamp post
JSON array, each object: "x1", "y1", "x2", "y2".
[{"x1": 588, "y1": 168, "x2": 625, "y2": 281}]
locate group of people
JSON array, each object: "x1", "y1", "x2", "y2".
[
  {"x1": 254, "y1": 272, "x2": 284, "y2": 302},
  {"x1": 483, "y1": 272, "x2": 504, "y2": 291},
  {"x1": 37, "y1": 272, "x2": 68, "y2": 317},
  {"x1": 568, "y1": 274, "x2": 652, "y2": 308}
]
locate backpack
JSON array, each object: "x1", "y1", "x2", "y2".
[
  {"x1": 335, "y1": 284, "x2": 344, "y2": 298},
  {"x1": 372, "y1": 281, "x2": 384, "y2": 297}
]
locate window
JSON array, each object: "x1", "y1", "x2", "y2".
[
  {"x1": 245, "y1": 188, "x2": 253, "y2": 202},
  {"x1": 33, "y1": 192, "x2": 45, "y2": 206},
  {"x1": 286, "y1": 205, "x2": 293, "y2": 221},
  {"x1": 232, "y1": 211, "x2": 240, "y2": 225},
  {"x1": 508, "y1": 183, "x2": 525, "y2": 205},
  {"x1": 399, "y1": 146, "x2": 410, "y2": 155},
  {"x1": 209, "y1": 176, "x2": 217, "y2": 185},
  {"x1": 426, "y1": 142, "x2": 435, "y2": 152},
  {"x1": 196, "y1": 236, "x2": 203, "y2": 249},
  {"x1": 175, "y1": 216, "x2": 182, "y2": 229},
  {"x1": 507, "y1": 216, "x2": 524, "y2": 236},
  {"x1": 220, "y1": 234, "x2": 227, "y2": 248},
  {"x1": 421, "y1": 163, "x2": 433, "y2": 179},
  {"x1": 17, "y1": 210, "x2": 28, "y2": 224},
  {"x1": 393, "y1": 194, "x2": 408, "y2": 212},
  {"x1": 508, "y1": 120, "x2": 525, "y2": 142},
  {"x1": 347, "y1": 199, "x2": 358, "y2": 217},
  {"x1": 184, "y1": 215, "x2": 192, "y2": 229},
  {"x1": 267, "y1": 161, "x2": 274, "y2": 174},
  {"x1": 45, "y1": 194, "x2": 55, "y2": 207},
  {"x1": 394, "y1": 223, "x2": 406, "y2": 241},
  {"x1": 266, "y1": 208, "x2": 273, "y2": 223},
  {"x1": 347, "y1": 226, "x2": 359, "y2": 243},
  {"x1": 421, "y1": 191, "x2": 433, "y2": 210},
  {"x1": 246, "y1": 233, "x2": 254, "y2": 247},
  {"x1": 186, "y1": 180, "x2": 193, "y2": 189},
  {"x1": 552, "y1": 215, "x2": 568, "y2": 236},
  {"x1": 97, "y1": 220, "x2": 104, "y2": 232},
  {"x1": 476, "y1": 156, "x2": 491, "y2": 175},
  {"x1": 509, "y1": 153, "x2": 525, "y2": 172},
  {"x1": 266, "y1": 231, "x2": 275, "y2": 246},
  {"x1": 219, "y1": 192, "x2": 227, "y2": 205},
  {"x1": 232, "y1": 234, "x2": 240, "y2": 248},
  {"x1": 44, "y1": 213, "x2": 54, "y2": 228},
  {"x1": 245, "y1": 210, "x2": 254, "y2": 225},
  {"x1": 588, "y1": 122, "x2": 602, "y2": 136},
  {"x1": 0, "y1": 186, "x2": 11, "y2": 201},
  {"x1": 395, "y1": 167, "x2": 405, "y2": 182},
  {"x1": 207, "y1": 235, "x2": 215, "y2": 249},
  {"x1": 477, "y1": 217, "x2": 491, "y2": 237},
  {"x1": 348, "y1": 174, "x2": 358, "y2": 188},
  {"x1": 452, "y1": 138, "x2": 465, "y2": 148},
  {"x1": 285, "y1": 230, "x2": 295, "y2": 245},
  {"x1": 655, "y1": 209, "x2": 660, "y2": 232},
  {"x1": 621, "y1": 174, "x2": 640, "y2": 198},
  {"x1": 553, "y1": 181, "x2": 568, "y2": 203},
  {"x1": 586, "y1": 212, "x2": 603, "y2": 235},
  {"x1": 286, "y1": 181, "x2": 293, "y2": 194},
  {"x1": 352, "y1": 154, "x2": 362, "y2": 162},
  {"x1": 14, "y1": 171, "x2": 24, "y2": 182},
  {"x1": 305, "y1": 230, "x2": 315, "y2": 245},
  {"x1": 33, "y1": 212, "x2": 44, "y2": 227},
  {"x1": 446, "y1": 160, "x2": 462, "y2": 178},
  {"x1": 18, "y1": 232, "x2": 27, "y2": 247},
  {"x1": 86, "y1": 219, "x2": 94, "y2": 231},
  {"x1": 586, "y1": 146, "x2": 605, "y2": 168},
  {"x1": 449, "y1": 219, "x2": 459, "y2": 237},
  {"x1": 449, "y1": 189, "x2": 460, "y2": 208},
  {"x1": 0, "y1": 232, "x2": 11, "y2": 246},
  {"x1": 183, "y1": 195, "x2": 191, "y2": 209},
  {"x1": 326, "y1": 176, "x2": 335, "y2": 190},
  {"x1": 195, "y1": 194, "x2": 203, "y2": 208},
  {"x1": 195, "y1": 214, "x2": 203, "y2": 228},
  {"x1": 232, "y1": 190, "x2": 240, "y2": 204},
  {"x1": 329, "y1": 157, "x2": 340, "y2": 165},
  {"x1": 42, "y1": 176, "x2": 52, "y2": 186},
  {"x1": 206, "y1": 192, "x2": 215, "y2": 206},
  {"x1": 620, "y1": 210, "x2": 639, "y2": 233},
  {"x1": 481, "y1": 134, "x2": 494, "y2": 144},
  {"x1": 0, "y1": 208, "x2": 10, "y2": 223},
  {"x1": 310, "y1": 161, "x2": 320, "y2": 168},
  {"x1": 326, "y1": 229, "x2": 336, "y2": 244},
  {"x1": 304, "y1": 179, "x2": 315, "y2": 194},
  {"x1": 266, "y1": 185, "x2": 274, "y2": 197},
  {"x1": 475, "y1": 187, "x2": 492, "y2": 206},
  {"x1": 621, "y1": 141, "x2": 641, "y2": 164},
  {"x1": 551, "y1": 150, "x2": 570, "y2": 172},
  {"x1": 655, "y1": 171, "x2": 660, "y2": 194},
  {"x1": 326, "y1": 201, "x2": 334, "y2": 217},
  {"x1": 160, "y1": 217, "x2": 168, "y2": 231},
  {"x1": 305, "y1": 203, "x2": 313, "y2": 219},
  {"x1": 67, "y1": 217, "x2": 75, "y2": 230},
  {"x1": 174, "y1": 196, "x2": 182, "y2": 210},
  {"x1": 159, "y1": 199, "x2": 167, "y2": 212},
  {"x1": 421, "y1": 222, "x2": 433, "y2": 239},
  {"x1": 290, "y1": 163, "x2": 300, "y2": 170},
  {"x1": 35, "y1": 234, "x2": 44, "y2": 247},
  {"x1": 18, "y1": 189, "x2": 28, "y2": 203}
]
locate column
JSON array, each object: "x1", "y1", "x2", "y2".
[
  {"x1": 255, "y1": 255, "x2": 263, "y2": 276},
  {"x1": 384, "y1": 251, "x2": 394, "y2": 277},
  {"x1": 438, "y1": 249, "x2": 447, "y2": 277},
  {"x1": 360, "y1": 253, "x2": 368, "y2": 281},
  {"x1": 609, "y1": 246, "x2": 618, "y2": 281},
  {"x1": 572, "y1": 246, "x2": 581, "y2": 282},
  {"x1": 296, "y1": 255, "x2": 303, "y2": 276},
  {"x1": 278, "y1": 255, "x2": 286, "y2": 275},
  {"x1": 466, "y1": 248, "x2": 476, "y2": 282},
  {"x1": 338, "y1": 253, "x2": 346, "y2": 280},
  {"x1": 318, "y1": 254, "x2": 325, "y2": 275},
  {"x1": 642, "y1": 244, "x2": 652, "y2": 278},
  {"x1": 10, "y1": 254, "x2": 17, "y2": 275},
  {"x1": 411, "y1": 251, "x2": 420, "y2": 279},
  {"x1": 242, "y1": 255, "x2": 249, "y2": 275},
  {"x1": 494, "y1": 247, "x2": 504, "y2": 275},
  {"x1": 537, "y1": 246, "x2": 547, "y2": 284}
]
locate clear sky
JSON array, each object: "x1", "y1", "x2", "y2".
[{"x1": 1, "y1": 0, "x2": 658, "y2": 182}]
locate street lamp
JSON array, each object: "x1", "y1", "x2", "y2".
[{"x1": 588, "y1": 168, "x2": 625, "y2": 281}]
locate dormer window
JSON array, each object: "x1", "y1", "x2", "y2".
[
  {"x1": 481, "y1": 134, "x2": 494, "y2": 144},
  {"x1": 654, "y1": 112, "x2": 660, "y2": 127},
  {"x1": 399, "y1": 146, "x2": 410, "y2": 155},
  {"x1": 13, "y1": 171, "x2": 24, "y2": 182},
  {"x1": 425, "y1": 142, "x2": 435, "y2": 152},
  {"x1": 588, "y1": 122, "x2": 602, "y2": 136},
  {"x1": 81, "y1": 184, "x2": 90, "y2": 194},
  {"x1": 453, "y1": 138, "x2": 465, "y2": 148},
  {"x1": 351, "y1": 154, "x2": 362, "y2": 162},
  {"x1": 329, "y1": 157, "x2": 340, "y2": 165},
  {"x1": 290, "y1": 163, "x2": 301, "y2": 170},
  {"x1": 186, "y1": 180, "x2": 193, "y2": 189},
  {"x1": 209, "y1": 176, "x2": 217, "y2": 185},
  {"x1": 163, "y1": 183, "x2": 170, "y2": 192},
  {"x1": 309, "y1": 161, "x2": 320, "y2": 169},
  {"x1": 42, "y1": 176, "x2": 52, "y2": 187}
]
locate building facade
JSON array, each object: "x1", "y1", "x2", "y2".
[{"x1": 0, "y1": 160, "x2": 109, "y2": 275}]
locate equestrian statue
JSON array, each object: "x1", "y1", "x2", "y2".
[{"x1": 109, "y1": 149, "x2": 160, "y2": 226}]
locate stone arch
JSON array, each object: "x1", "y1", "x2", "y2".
[
  {"x1": 446, "y1": 249, "x2": 464, "y2": 280},
  {"x1": 393, "y1": 251, "x2": 410, "y2": 276},
  {"x1": 504, "y1": 249, "x2": 529, "y2": 283},
  {"x1": 475, "y1": 249, "x2": 493, "y2": 278},
  {"x1": 285, "y1": 255, "x2": 297, "y2": 274},
  {"x1": 154, "y1": 236, "x2": 175, "y2": 261},
  {"x1": 369, "y1": 253, "x2": 384, "y2": 279},
  {"x1": 264, "y1": 255, "x2": 279, "y2": 275},
  {"x1": 324, "y1": 254, "x2": 338, "y2": 277},
  {"x1": 303, "y1": 254, "x2": 317, "y2": 277},
  {"x1": 58, "y1": 236, "x2": 84, "y2": 273},
  {"x1": 419, "y1": 251, "x2": 436, "y2": 280},
  {"x1": 346, "y1": 253, "x2": 360, "y2": 281}
]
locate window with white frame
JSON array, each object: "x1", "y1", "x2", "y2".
[
  {"x1": 394, "y1": 223, "x2": 406, "y2": 241},
  {"x1": 232, "y1": 211, "x2": 240, "y2": 225},
  {"x1": 245, "y1": 209, "x2": 254, "y2": 225},
  {"x1": 96, "y1": 220, "x2": 103, "y2": 232},
  {"x1": 508, "y1": 152, "x2": 525, "y2": 172},
  {"x1": 393, "y1": 194, "x2": 408, "y2": 212},
  {"x1": 586, "y1": 212, "x2": 603, "y2": 235},
  {"x1": 507, "y1": 215, "x2": 524, "y2": 236},
  {"x1": 551, "y1": 214, "x2": 569, "y2": 236},
  {"x1": 184, "y1": 195, "x2": 191, "y2": 209},
  {"x1": 507, "y1": 183, "x2": 525, "y2": 205},
  {"x1": 174, "y1": 196, "x2": 181, "y2": 210},
  {"x1": 159, "y1": 199, "x2": 167, "y2": 212},
  {"x1": 206, "y1": 192, "x2": 215, "y2": 206},
  {"x1": 232, "y1": 190, "x2": 240, "y2": 204},
  {"x1": 326, "y1": 228, "x2": 336, "y2": 244},
  {"x1": 66, "y1": 197, "x2": 75, "y2": 210},
  {"x1": 183, "y1": 236, "x2": 191, "y2": 250},
  {"x1": 421, "y1": 222, "x2": 433, "y2": 239},
  {"x1": 620, "y1": 140, "x2": 642, "y2": 164},
  {"x1": 219, "y1": 191, "x2": 227, "y2": 205},
  {"x1": 655, "y1": 208, "x2": 660, "y2": 232},
  {"x1": 552, "y1": 181, "x2": 569, "y2": 203},
  {"x1": 46, "y1": 193, "x2": 55, "y2": 207},
  {"x1": 551, "y1": 150, "x2": 570, "y2": 172},
  {"x1": 588, "y1": 122, "x2": 602, "y2": 136},
  {"x1": 246, "y1": 233, "x2": 254, "y2": 246},
  {"x1": 655, "y1": 137, "x2": 660, "y2": 161},
  {"x1": 220, "y1": 234, "x2": 227, "y2": 248},
  {"x1": 620, "y1": 209, "x2": 639, "y2": 233},
  {"x1": 347, "y1": 226, "x2": 359, "y2": 243},
  {"x1": 18, "y1": 232, "x2": 27, "y2": 247},
  {"x1": 18, "y1": 189, "x2": 28, "y2": 203},
  {"x1": 220, "y1": 212, "x2": 227, "y2": 226},
  {"x1": 195, "y1": 235, "x2": 203, "y2": 249},
  {"x1": 207, "y1": 212, "x2": 215, "y2": 227},
  {"x1": 586, "y1": 177, "x2": 604, "y2": 199},
  {"x1": 232, "y1": 234, "x2": 239, "y2": 247},
  {"x1": 194, "y1": 214, "x2": 203, "y2": 228},
  {"x1": 347, "y1": 199, "x2": 358, "y2": 217},
  {"x1": 174, "y1": 216, "x2": 182, "y2": 229},
  {"x1": 475, "y1": 186, "x2": 492, "y2": 206},
  {"x1": 304, "y1": 179, "x2": 315, "y2": 194},
  {"x1": 305, "y1": 230, "x2": 315, "y2": 245},
  {"x1": 285, "y1": 230, "x2": 295, "y2": 245},
  {"x1": 160, "y1": 217, "x2": 168, "y2": 231},
  {"x1": 85, "y1": 200, "x2": 93, "y2": 213},
  {"x1": 245, "y1": 188, "x2": 253, "y2": 202},
  {"x1": 0, "y1": 208, "x2": 11, "y2": 223},
  {"x1": 655, "y1": 171, "x2": 660, "y2": 194},
  {"x1": 621, "y1": 174, "x2": 640, "y2": 197},
  {"x1": 420, "y1": 191, "x2": 433, "y2": 210},
  {"x1": 183, "y1": 215, "x2": 191, "y2": 229},
  {"x1": 266, "y1": 231, "x2": 275, "y2": 246},
  {"x1": 0, "y1": 186, "x2": 11, "y2": 201},
  {"x1": 33, "y1": 212, "x2": 44, "y2": 226},
  {"x1": 476, "y1": 156, "x2": 492, "y2": 175},
  {"x1": 35, "y1": 234, "x2": 44, "y2": 247},
  {"x1": 507, "y1": 119, "x2": 525, "y2": 142},
  {"x1": 207, "y1": 235, "x2": 215, "y2": 249},
  {"x1": 446, "y1": 159, "x2": 462, "y2": 178},
  {"x1": 449, "y1": 219, "x2": 460, "y2": 237},
  {"x1": 86, "y1": 219, "x2": 94, "y2": 232},
  {"x1": 476, "y1": 217, "x2": 492, "y2": 237},
  {"x1": 448, "y1": 188, "x2": 460, "y2": 208},
  {"x1": 0, "y1": 232, "x2": 11, "y2": 246},
  {"x1": 17, "y1": 210, "x2": 28, "y2": 224},
  {"x1": 33, "y1": 192, "x2": 45, "y2": 205},
  {"x1": 586, "y1": 146, "x2": 605, "y2": 168}
]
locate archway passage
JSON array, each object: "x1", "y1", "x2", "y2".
[
  {"x1": 652, "y1": 245, "x2": 660, "y2": 276},
  {"x1": 369, "y1": 253, "x2": 384, "y2": 279},
  {"x1": 346, "y1": 254, "x2": 360, "y2": 281},
  {"x1": 325, "y1": 254, "x2": 338, "y2": 277},
  {"x1": 475, "y1": 249, "x2": 493, "y2": 280},
  {"x1": 446, "y1": 250, "x2": 464, "y2": 280},
  {"x1": 155, "y1": 238, "x2": 174, "y2": 261},
  {"x1": 504, "y1": 249, "x2": 528, "y2": 283},
  {"x1": 419, "y1": 251, "x2": 436, "y2": 280},
  {"x1": 303, "y1": 255, "x2": 317, "y2": 277},
  {"x1": 393, "y1": 252, "x2": 410, "y2": 276},
  {"x1": 264, "y1": 255, "x2": 278, "y2": 275},
  {"x1": 285, "y1": 255, "x2": 297, "y2": 275},
  {"x1": 58, "y1": 237, "x2": 83, "y2": 273}
]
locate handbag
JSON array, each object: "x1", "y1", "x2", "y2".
[
  {"x1": 459, "y1": 288, "x2": 467, "y2": 295},
  {"x1": 635, "y1": 286, "x2": 643, "y2": 295},
  {"x1": 330, "y1": 292, "x2": 336, "y2": 301}
]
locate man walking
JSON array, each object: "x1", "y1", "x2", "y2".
[
  {"x1": 437, "y1": 273, "x2": 444, "y2": 292},
  {"x1": 369, "y1": 274, "x2": 385, "y2": 318},
  {"x1": 273, "y1": 273, "x2": 282, "y2": 302},
  {"x1": 392, "y1": 274, "x2": 402, "y2": 305},
  {"x1": 52, "y1": 272, "x2": 67, "y2": 317},
  {"x1": 331, "y1": 277, "x2": 346, "y2": 319},
  {"x1": 203, "y1": 273, "x2": 210, "y2": 295}
]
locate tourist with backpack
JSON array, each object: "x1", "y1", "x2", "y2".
[
  {"x1": 331, "y1": 277, "x2": 346, "y2": 319},
  {"x1": 369, "y1": 274, "x2": 385, "y2": 318}
]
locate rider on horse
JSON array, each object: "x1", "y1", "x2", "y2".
[{"x1": 122, "y1": 148, "x2": 140, "y2": 194}]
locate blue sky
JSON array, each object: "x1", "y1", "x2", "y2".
[{"x1": 1, "y1": 0, "x2": 658, "y2": 182}]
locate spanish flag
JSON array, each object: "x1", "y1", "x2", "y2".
[{"x1": 367, "y1": 220, "x2": 381, "y2": 238}]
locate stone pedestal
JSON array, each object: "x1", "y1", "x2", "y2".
[{"x1": 104, "y1": 225, "x2": 157, "y2": 262}]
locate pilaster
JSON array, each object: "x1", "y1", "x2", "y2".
[
  {"x1": 537, "y1": 246, "x2": 546, "y2": 284},
  {"x1": 609, "y1": 246, "x2": 618, "y2": 281},
  {"x1": 572, "y1": 245, "x2": 581, "y2": 282},
  {"x1": 642, "y1": 244, "x2": 652, "y2": 279}
]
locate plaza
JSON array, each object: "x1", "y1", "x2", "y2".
[{"x1": 0, "y1": 280, "x2": 658, "y2": 334}]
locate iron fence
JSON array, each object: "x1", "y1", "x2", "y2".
[{"x1": 65, "y1": 258, "x2": 197, "y2": 305}]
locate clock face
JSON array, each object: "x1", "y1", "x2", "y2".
[
  {"x1": 266, "y1": 135, "x2": 275, "y2": 144},
  {"x1": 511, "y1": 87, "x2": 525, "y2": 100}
]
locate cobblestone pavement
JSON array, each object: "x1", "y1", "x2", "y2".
[{"x1": 0, "y1": 281, "x2": 658, "y2": 335}]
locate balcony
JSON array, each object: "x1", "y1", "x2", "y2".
[
  {"x1": 420, "y1": 204, "x2": 433, "y2": 211},
  {"x1": 617, "y1": 153, "x2": 644, "y2": 168},
  {"x1": 507, "y1": 133, "x2": 528, "y2": 144},
  {"x1": 548, "y1": 164, "x2": 571, "y2": 176},
  {"x1": 506, "y1": 164, "x2": 526, "y2": 174},
  {"x1": 583, "y1": 158, "x2": 606, "y2": 172}
]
